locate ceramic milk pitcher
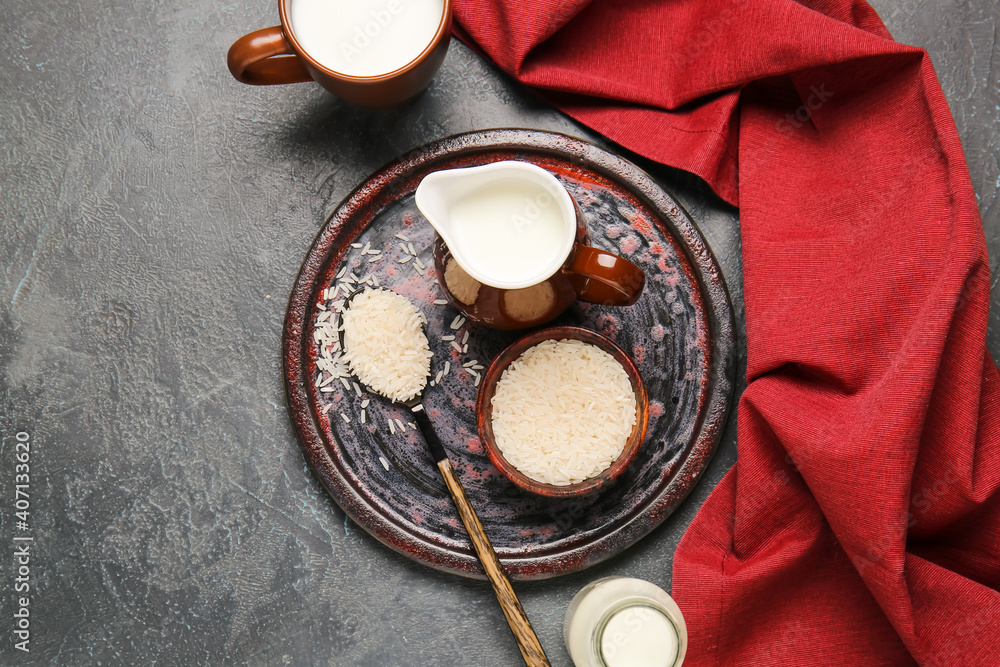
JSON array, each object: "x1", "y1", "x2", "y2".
[{"x1": 415, "y1": 161, "x2": 645, "y2": 330}]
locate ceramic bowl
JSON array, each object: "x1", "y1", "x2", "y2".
[{"x1": 475, "y1": 326, "x2": 649, "y2": 497}]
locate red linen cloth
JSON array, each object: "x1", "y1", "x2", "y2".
[{"x1": 452, "y1": 1, "x2": 1000, "y2": 664}]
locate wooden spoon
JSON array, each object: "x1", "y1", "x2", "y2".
[{"x1": 339, "y1": 287, "x2": 550, "y2": 667}]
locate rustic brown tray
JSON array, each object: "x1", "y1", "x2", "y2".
[{"x1": 283, "y1": 129, "x2": 735, "y2": 580}]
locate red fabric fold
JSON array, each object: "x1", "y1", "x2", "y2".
[{"x1": 453, "y1": 0, "x2": 1000, "y2": 663}]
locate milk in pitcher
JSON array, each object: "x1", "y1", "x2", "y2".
[{"x1": 447, "y1": 178, "x2": 568, "y2": 286}]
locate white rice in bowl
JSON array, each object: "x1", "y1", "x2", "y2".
[
  {"x1": 341, "y1": 287, "x2": 432, "y2": 403},
  {"x1": 490, "y1": 338, "x2": 638, "y2": 486}
]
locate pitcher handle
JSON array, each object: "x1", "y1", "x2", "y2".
[
  {"x1": 227, "y1": 26, "x2": 313, "y2": 85},
  {"x1": 565, "y1": 245, "x2": 645, "y2": 306}
]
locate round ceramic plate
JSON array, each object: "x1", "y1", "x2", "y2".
[{"x1": 283, "y1": 129, "x2": 735, "y2": 580}]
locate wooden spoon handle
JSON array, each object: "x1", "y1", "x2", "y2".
[{"x1": 436, "y1": 459, "x2": 551, "y2": 667}]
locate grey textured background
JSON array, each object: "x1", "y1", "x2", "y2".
[{"x1": 1, "y1": 0, "x2": 997, "y2": 664}]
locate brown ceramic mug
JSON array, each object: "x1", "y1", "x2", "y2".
[
  {"x1": 228, "y1": 0, "x2": 452, "y2": 108},
  {"x1": 417, "y1": 162, "x2": 646, "y2": 330}
]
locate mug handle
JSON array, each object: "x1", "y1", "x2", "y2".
[
  {"x1": 227, "y1": 26, "x2": 313, "y2": 85},
  {"x1": 565, "y1": 245, "x2": 646, "y2": 306}
]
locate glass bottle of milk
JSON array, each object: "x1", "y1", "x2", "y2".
[{"x1": 564, "y1": 577, "x2": 687, "y2": 667}]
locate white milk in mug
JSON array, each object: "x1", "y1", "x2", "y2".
[{"x1": 290, "y1": 0, "x2": 446, "y2": 77}]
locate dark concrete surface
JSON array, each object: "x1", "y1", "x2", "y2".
[{"x1": 0, "y1": 1, "x2": 996, "y2": 664}]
